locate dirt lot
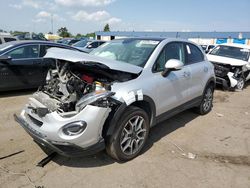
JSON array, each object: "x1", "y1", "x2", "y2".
[{"x1": 0, "y1": 86, "x2": 250, "y2": 188}]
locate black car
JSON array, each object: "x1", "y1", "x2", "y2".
[{"x1": 0, "y1": 40, "x2": 80, "y2": 91}]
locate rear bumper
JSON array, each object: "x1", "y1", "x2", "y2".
[{"x1": 14, "y1": 114, "x2": 105, "y2": 157}]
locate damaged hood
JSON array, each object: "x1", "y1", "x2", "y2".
[
  {"x1": 44, "y1": 47, "x2": 143, "y2": 74},
  {"x1": 207, "y1": 54, "x2": 249, "y2": 66}
]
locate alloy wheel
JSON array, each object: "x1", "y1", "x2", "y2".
[
  {"x1": 203, "y1": 88, "x2": 213, "y2": 112},
  {"x1": 120, "y1": 115, "x2": 147, "y2": 155},
  {"x1": 236, "y1": 77, "x2": 244, "y2": 90}
]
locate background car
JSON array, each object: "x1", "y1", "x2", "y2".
[
  {"x1": 73, "y1": 40, "x2": 106, "y2": 53},
  {"x1": 0, "y1": 34, "x2": 18, "y2": 44},
  {"x1": 207, "y1": 43, "x2": 250, "y2": 90},
  {"x1": 57, "y1": 38, "x2": 80, "y2": 46},
  {"x1": 0, "y1": 40, "x2": 80, "y2": 91},
  {"x1": 15, "y1": 33, "x2": 47, "y2": 41},
  {"x1": 201, "y1": 44, "x2": 215, "y2": 53}
]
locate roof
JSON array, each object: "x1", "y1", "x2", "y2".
[
  {"x1": 95, "y1": 31, "x2": 250, "y2": 39},
  {"x1": 0, "y1": 40, "x2": 59, "y2": 46},
  {"x1": 0, "y1": 40, "x2": 77, "y2": 54}
]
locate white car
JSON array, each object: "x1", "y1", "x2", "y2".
[
  {"x1": 15, "y1": 38, "x2": 215, "y2": 161},
  {"x1": 0, "y1": 34, "x2": 17, "y2": 44},
  {"x1": 207, "y1": 44, "x2": 250, "y2": 90}
]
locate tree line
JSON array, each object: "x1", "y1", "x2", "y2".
[{"x1": 1, "y1": 23, "x2": 111, "y2": 39}]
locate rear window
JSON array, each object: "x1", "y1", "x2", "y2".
[{"x1": 4, "y1": 37, "x2": 16, "y2": 42}]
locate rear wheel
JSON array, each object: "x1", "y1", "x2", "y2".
[
  {"x1": 195, "y1": 84, "x2": 214, "y2": 115},
  {"x1": 106, "y1": 106, "x2": 149, "y2": 161}
]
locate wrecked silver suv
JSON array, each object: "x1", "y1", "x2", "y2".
[{"x1": 15, "y1": 38, "x2": 215, "y2": 161}]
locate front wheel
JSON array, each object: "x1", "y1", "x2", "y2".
[
  {"x1": 235, "y1": 77, "x2": 245, "y2": 91},
  {"x1": 195, "y1": 84, "x2": 214, "y2": 115},
  {"x1": 106, "y1": 106, "x2": 150, "y2": 161}
]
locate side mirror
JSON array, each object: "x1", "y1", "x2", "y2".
[
  {"x1": 0, "y1": 55, "x2": 12, "y2": 64},
  {"x1": 162, "y1": 59, "x2": 184, "y2": 77}
]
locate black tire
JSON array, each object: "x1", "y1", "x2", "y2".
[
  {"x1": 235, "y1": 76, "x2": 245, "y2": 91},
  {"x1": 195, "y1": 84, "x2": 214, "y2": 115},
  {"x1": 106, "y1": 106, "x2": 150, "y2": 161}
]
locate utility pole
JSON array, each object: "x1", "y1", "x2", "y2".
[{"x1": 51, "y1": 14, "x2": 54, "y2": 34}]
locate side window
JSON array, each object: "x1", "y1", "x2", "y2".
[
  {"x1": 0, "y1": 38, "x2": 2, "y2": 44},
  {"x1": 6, "y1": 45, "x2": 39, "y2": 59},
  {"x1": 186, "y1": 43, "x2": 204, "y2": 64},
  {"x1": 4, "y1": 37, "x2": 16, "y2": 42},
  {"x1": 153, "y1": 42, "x2": 185, "y2": 72}
]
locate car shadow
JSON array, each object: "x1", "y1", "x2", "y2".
[
  {"x1": 0, "y1": 89, "x2": 37, "y2": 98},
  {"x1": 52, "y1": 109, "x2": 199, "y2": 168},
  {"x1": 142, "y1": 110, "x2": 199, "y2": 154}
]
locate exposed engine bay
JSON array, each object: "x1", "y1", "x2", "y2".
[{"x1": 31, "y1": 60, "x2": 136, "y2": 116}]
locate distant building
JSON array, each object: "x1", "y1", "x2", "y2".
[{"x1": 95, "y1": 31, "x2": 250, "y2": 45}]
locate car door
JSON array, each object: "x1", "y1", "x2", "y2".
[
  {"x1": 4, "y1": 44, "x2": 43, "y2": 88},
  {"x1": 0, "y1": 56, "x2": 22, "y2": 91},
  {"x1": 152, "y1": 42, "x2": 191, "y2": 116},
  {"x1": 184, "y1": 43, "x2": 208, "y2": 99}
]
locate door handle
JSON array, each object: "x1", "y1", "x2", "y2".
[{"x1": 183, "y1": 71, "x2": 191, "y2": 78}]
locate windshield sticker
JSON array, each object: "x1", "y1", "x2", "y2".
[
  {"x1": 137, "y1": 89, "x2": 143, "y2": 101},
  {"x1": 136, "y1": 40, "x2": 159, "y2": 47},
  {"x1": 186, "y1": 45, "x2": 191, "y2": 54}
]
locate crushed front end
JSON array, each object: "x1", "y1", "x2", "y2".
[
  {"x1": 212, "y1": 61, "x2": 246, "y2": 90},
  {"x1": 14, "y1": 59, "x2": 122, "y2": 157}
]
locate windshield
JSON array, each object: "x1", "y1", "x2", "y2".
[
  {"x1": 73, "y1": 40, "x2": 89, "y2": 47},
  {"x1": 210, "y1": 45, "x2": 250, "y2": 61},
  {"x1": 90, "y1": 39, "x2": 160, "y2": 67}
]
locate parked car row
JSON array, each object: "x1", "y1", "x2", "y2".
[
  {"x1": 0, "y1": 40, "x2": 81, "y2": 91},
  {"x1": 73, "y1": 40, "x2": 105, "y2": 53},
  {"x1": 0, "y1": 37, "x2": 107, "y2": 91},
  {"x1": 201, "y1": 44, "x2": 215, "y2": 53}
]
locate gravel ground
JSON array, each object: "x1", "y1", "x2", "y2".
[{"x1": 0, "y1": 86, "x2": 249, "y2": 188}]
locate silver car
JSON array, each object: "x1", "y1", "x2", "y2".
[{"x1": 15, "y1": 38, "x2": 215, "y2": 161}]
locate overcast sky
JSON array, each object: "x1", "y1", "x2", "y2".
[{"x1": 1, "y1": 0, "x2": 250, "y2": 35}]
